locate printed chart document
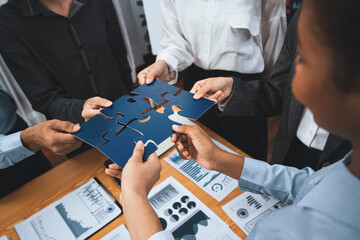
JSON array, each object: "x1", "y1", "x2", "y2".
[
  {"x1": 100, "y1": 224, "x2": 130, "y2": 240},
  {"x1": 222, "y1": 192, "x2": 286, "y2": 235},
  {"x1": 165, "y1": 139, "x2": 238, "y2": 201},
  {"x1": 148, "y1": 177, "x2": 241, "y2": 240},
  {"x1": 15, "y1": 178, "x2": 122, "y2": 240}
]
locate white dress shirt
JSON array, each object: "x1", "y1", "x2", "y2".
[
  {"x1": 296, "y1": 108, "x2": 329, "y2": 151},
  {"x1": 157, "y1": 0, "x2": 286, "y2": 79}
]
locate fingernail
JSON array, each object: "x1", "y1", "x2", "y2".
[
  {"x1": 73, "y1": 125, "x2": 81, "y2": 131},
  {"x1": 105, "y1": 101, "x2": 112, "y2": 106},
  {"x1": 146, "y1": 79, "x2": 151, "y2": 84},
  {"x1": 193, "y1": 94, "x2": 199, "y2": 99},
  {"x1": 172, "y1": 125, "x2": 179, "y2": 130},
  {"x1": 136, "y1": 141, "x2": 144, "y2": 147}
]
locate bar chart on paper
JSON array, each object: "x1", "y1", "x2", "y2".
[{"x1": 165, "y1": 139, "x2": 238, "y2": 201}]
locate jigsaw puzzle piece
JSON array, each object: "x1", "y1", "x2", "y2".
[
  {"x1": 98, "y1": 127, "x2": 157, "y2": 168},
  {"x1": 129, "y1": 106, "x2": 179, "y2": 146},
  {"x1": 131, "y1": 79, "x2": 181, "y2": 104},
  {"x1": 73, "y1": 113, "x2": 126, "y2": 147},
  {"x1": 162, "y1": 90, "x2": 215, "y2": 120},
  {"x1": 100, "y1": 94, "x2": 150, "y2": 122}
]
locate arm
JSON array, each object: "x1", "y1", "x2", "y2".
[
  {"x1": 0, "y1": 132, "x2": 35, "y2": 169},
  {"x1": 156, "y1": 0, "x2": 194, "y2": 73},
  {"x1": 105, "y1": 142, "x2": 167, "y2": 240},
  {"x1": 190, "y1": 10, "x2": 299, "y2": 118},
  {"x1": 0, "y1": 120, "x2": 82, "y2": 169},
  {"x1": 104, "y1": 0, "x2": 134, "y2": 92},
  {"x1": 172, "y1": 124, "x2": 314, "y2": 205},
  {"x1": 0, "y1": 27, "x2": 85, "y2": 123}
]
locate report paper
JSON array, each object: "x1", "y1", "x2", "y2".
[
  {"x1": 165, "y1": 139, "x2": 238, "y2": 201},
  {"x1": 15, "y1": 178, "x2": 122, "y2": 240},
  {"x1": 222, "y1": 192, "x2": 286, "y2": 235},
  {"x1": 100, "y1": 224, "x2": 130, "y2": 240},
  {"x1": 148, "y1": 177, "x2": 241, "y2": 240}
]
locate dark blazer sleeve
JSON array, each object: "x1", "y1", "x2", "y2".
[
  {"x1": 221, "y1": 10, "x2": 299, "y2": 118},
  {"x1": 105, "y1": 0, "x2": 135, "y2": 92},
  {"x1": 0, "y1": 26, "x2": 85, "y2": 124}
]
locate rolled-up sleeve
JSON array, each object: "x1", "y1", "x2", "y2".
[
  {"x1": 0, "y1": 131, "x2": 35, "y2": 169},
  {"x1": 239, "y1": 157, "x2": 315, "y2": 204},
  {"x1": 148, "y1": 230, "x2": 174, "y2": 240}
]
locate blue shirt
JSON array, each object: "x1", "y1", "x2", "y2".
[
  {"x1": 150, "y1": 152, "x2": 360, "y2": 240},
  {"x1": 0, "y1": 86, "x2": 34, "y2": 169}
]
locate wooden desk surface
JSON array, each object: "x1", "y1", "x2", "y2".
[{"x1": 0, "y1": 125, "x2": 248, "y2": 240}]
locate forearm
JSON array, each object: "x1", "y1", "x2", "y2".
[
  {"x1": 123, "y1": 192, "x2": 163, "y2": 240},
  {"x1": 47, "y1": 98, "x2": 86, "y2": 124},
  {"x1": 0, "y1": 132, "x2": 35, "y2": 169},
  {"x1": 214, "y1": 150, "x2": 245, "y2": 180}
]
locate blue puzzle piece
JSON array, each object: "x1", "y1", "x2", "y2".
[
  {"x1": 163, "y1": 90, "x2": 214, "y2": 120},
  {"x1": 73, "y1": 79, "x2": 215, "y2": 168},
  {"x1": 131, "y1": 79, "x2": 180, "y2": 104},
  {"x1": 101, "y1": 94, "x2": 150, "y2": 122},
  {"x1": 132, "y1": 79, "x2": 215, "y2": 120},
  {"x1": 73, "y1": 113, "x2": 127, "y2": 147},
  {"x1": 98, "y1": 127, "x2": 157, "y2": 168},
  {"x1": 126, "y1": 104, "x2": 179, "y2": 146}
]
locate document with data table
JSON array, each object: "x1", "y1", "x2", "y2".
[{"x1": 15, "y1": 178, "x2": 122, "y2": 240}]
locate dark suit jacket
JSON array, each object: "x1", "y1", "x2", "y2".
[{"x1": 221, "y1": 10, "x2": 351, "y2": 170}]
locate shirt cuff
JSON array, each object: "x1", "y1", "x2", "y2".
[
  {"x1": 0, "y1": 131, "x2": 36, "y2": 169},
  {"x1": 148, "y1": 230, "x2": 173, "y2": 240},
  {"x1": 238, "y1": 157, "x2": 267, "y2": 194}
]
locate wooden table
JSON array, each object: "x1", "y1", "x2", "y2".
[{"x1": 0, "y1": 125, "x2": 248, "y2": 239}]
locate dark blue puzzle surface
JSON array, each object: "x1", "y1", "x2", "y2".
[{"x1": 73, "y1": 79, "x2": 214, "y2": 168}]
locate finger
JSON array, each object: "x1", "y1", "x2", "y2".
[
  {"x1": 172, "y1": 125, "x2": 196, "y2": 137},
  {"x1": 145, "y1": 72, "x2": 155, "y2": 84},
  {"x1": 83, "y1": 109, "x2": 101, "y2": 121},
  {"x1": 89, "y1": 97, "x2": 113, "y2": 108},
  {"x1": 129, "y1": 141, "x2": 145, "y2": 163},
  {"x1": 108, "y1": 164, "x2": 122, "y2": 170},
  {"x1": 171, "y1": 133, "x2": 177, "y2": 143},
  {"x1": 190, "y1": 80, "x2": 205, "y2": 94},
  {"x1": 137, "y1": 70, "x2": 148, "y2": 85},
  {"x1": 105, "y1": 168, "x2": 122, "y2": 178},
  {"x1": 193, "y1": 82, "x2": 213, "y2": 99}
]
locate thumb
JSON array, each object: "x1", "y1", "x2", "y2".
[
  {"x1": 129, "y1": 141, "x2": 145, "y2": 163},
  {"x1": 90, "y1": 97, "x2": 113, "y2": 108},
  {"x1": 51, "y1": 120, "x2": 81, "y2": 133}
]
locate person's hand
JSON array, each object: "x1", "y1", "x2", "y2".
[
  {"x1": 190, "y1": 77, "x2": 234, "y2": 102},
  {"x1": 171, "y1": 125, "x2": 224, "y2": 171},
  {"x1": 20, "y1": 120, "x2": 82, "y2": 155},
  {"x1": 82, "y1": 96, "x2": 112, "y2": 122},
  {"x1": 137, "y1": 60, "x2": 169, "y2": 85},
  {"x1": 105, "y1": 141, "x2": 162, "y2": 203}
]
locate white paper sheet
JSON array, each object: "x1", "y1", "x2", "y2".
[
  {"x1": 164, "y1": 139, "x2": 238, "y2": 201},
  {"x1": 100, "y1": 224, "x2": 130, "y2": 240},
  {"x1": 222, "y1": 192, "x2": 286, "y2": 235},
  {"x1": 148, "y1": 177, "x2": 241, "y2": 240},
  {"x1": 15, "y1": 178, "x2": 122, "y2": 240}
]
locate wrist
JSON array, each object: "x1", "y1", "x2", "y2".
[
  {"x1": 121, "y1": 188, "x2": 148, "y2": 205},
  {"x1": 157, "y1": 59, "x2": 170, "y2": 75},
  {"x1": 20, "y1": 127, "x2": 40, "y2": 151}
]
